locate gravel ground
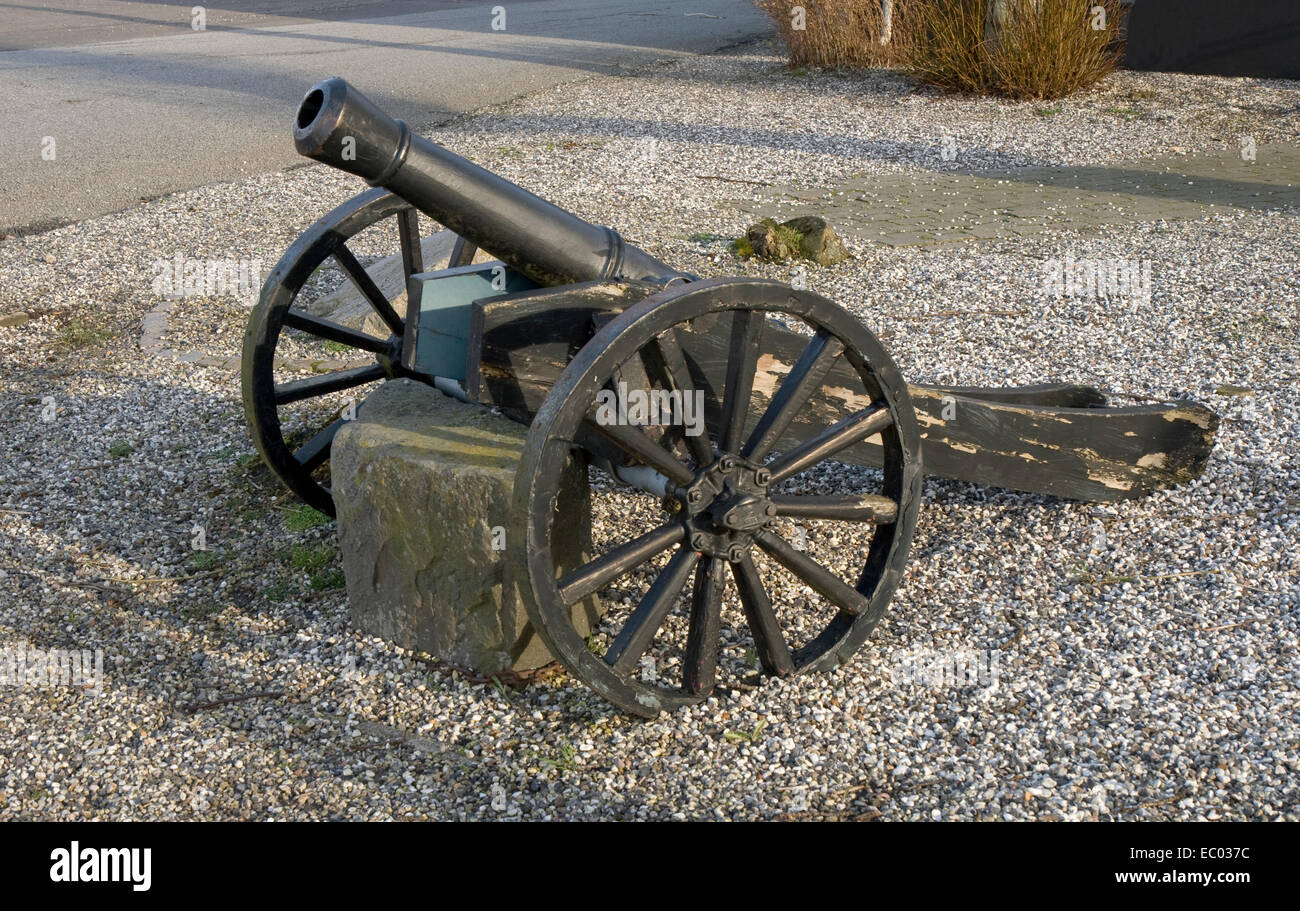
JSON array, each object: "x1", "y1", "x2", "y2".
[{"x1": 1, "y1": 44, "x2": 1297, "y2": 820}]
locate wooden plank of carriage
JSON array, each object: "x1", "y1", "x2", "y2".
[{"x1": 472, "y1": 289, "x2": 1218, "y2": 503}]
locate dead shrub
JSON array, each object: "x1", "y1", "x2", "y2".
[
  {"x1": 897, "y1": 0, "x2": 994, "y2": 93},
  {"x1": 989, "y1": 0, "x2": 1128, "y2": 99},
  {"x1": 753, "y1": 0, "x2": 907, "y2": 69},
  {"x1": 755, "y1": 1, "x2": 1127, "y2": 98},
  {"x1": 903, "y1": 0, "x2": 1129, "y2": 99}
]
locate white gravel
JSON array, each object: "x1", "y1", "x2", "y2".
[{"x1": 0, "y1": 43, "x2": 1297, "y2": 820}]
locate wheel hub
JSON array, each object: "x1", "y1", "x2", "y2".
[{"x1": 680, "y1": 454, "x2": 773, "y2": 561}]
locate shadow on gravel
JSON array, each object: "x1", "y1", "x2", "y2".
[
  {"x1": 454, "y1": 113, "x2": 1059, "y2": 170},
  {"x1": 459, "y1": 114, "x2": 1300, "y2": 208}
]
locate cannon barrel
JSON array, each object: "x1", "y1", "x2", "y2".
[{"x1": 293, "y1": 77, "x2": 682, "y2": 288}]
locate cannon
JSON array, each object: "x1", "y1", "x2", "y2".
[{"x1": 242, "y1": 78, "x2": 1219, "y2": 716}]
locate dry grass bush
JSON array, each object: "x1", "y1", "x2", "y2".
[
  {"x1": 902, "y1": 0, "x2": 1129, "y2": 99},
  {"x1": 753, "y1": 0, "x2": 906, "y2": 69},
  {"x1": 989, "y1": 0, "x2": 1128, "y2": 99},
  {"x1": 896, "y1": 0, "x2": 993, "y2": 92},
  {"x1": 755, "y1": 0, "x2": 1127, "y2": 99}
]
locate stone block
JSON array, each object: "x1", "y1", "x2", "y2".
[{"x1": 331, "y1": 378, "x2": 599, "y2": 672}]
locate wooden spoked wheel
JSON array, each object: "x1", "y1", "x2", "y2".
[
  {"x1": 241, "y1": 188, "x2": 476, "y2": 515},
  {"x1": 513, "y1": 277, "x2": 923, "y2": 716}
]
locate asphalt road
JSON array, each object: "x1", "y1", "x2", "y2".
[{"x1": 0, "y1": 0, "x2": 769, "y2": 233}]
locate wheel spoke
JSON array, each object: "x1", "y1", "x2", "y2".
[
  {"x1": 557, "y1": 522, "x2": 686, "y2": 605},
  {"x1": 283, "y1": 309, "x2": 390, "y2": 354},
  {"x1": 767, "y1": 404, "x2": 892, "y2": 483},
  {"x1": 584, "y1": 416, "x2": 696, "y2": 487},
  {"x1": 683, "y1": 555, "x2": 726, "y2": 695},
  {"x1": 504, "y1": 278, "x2": 924, "y2": 717},
  {"x1": 397, "y1": 208, "x2": 424, "y2": 279},
  {"x1": 604, "y1": 546, "x2": 700, "y2": 674},
  {"x1": 731, "y1": 553, "x2": 795, "y2": 677},
  {"x1": 333, "y1": 244, "x2": 404, "y2": 335},
  {"x1": 294, "y1": 417, "x2": 347, "y2": 471},
  {"x1": 449, "y1": 235, "x2": 478, "y2": 268},
  {"x1": 720, "y1": 309, "x2": 765, "y2": 454},
  {"x1": 274, "y1": 364, "x2": 386, "y2": 405},
  {"x1": 645, "y1": 329, "x2": 714, "y2": 467},
  {"x1": 769, "y1": 494, "x2": 898, "y2": 524},
  {"x1": 742, "y1": 331, "x2": 845, "y2": 463},
  {"x1": 755, "y1": 529, "x2": 870, "y2": 616}
]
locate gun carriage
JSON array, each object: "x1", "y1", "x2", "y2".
[{"x1": 242, "y1": 78, "x2": 1217, "y2": 715}]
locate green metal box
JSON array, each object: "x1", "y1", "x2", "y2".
[{"x1": 402, "y1": 262, "x2": 537, "y2": 382}]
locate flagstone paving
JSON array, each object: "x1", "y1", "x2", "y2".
[{"x1": 739, "y1": 142, "x2": 1300, "y2": 247}]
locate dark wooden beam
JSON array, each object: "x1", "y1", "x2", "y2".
[{"x1": 471, "y1": 284, "x2": 1219, "y2": 502}]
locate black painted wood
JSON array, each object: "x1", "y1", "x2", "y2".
[{"x1": 472, "y1": 284, "x2": 1218, "y2": 503}]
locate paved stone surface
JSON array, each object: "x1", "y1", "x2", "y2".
[{"x1": 741, "y1": 143, "x2": 1300, "y2": 247}]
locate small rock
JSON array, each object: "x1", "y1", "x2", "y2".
[
  {"x1": 782, "y1": 215, "x2": 851, "y2": 266},
  {"x1": 739, "y1": 216, "x2": 850, "y2": 266}
]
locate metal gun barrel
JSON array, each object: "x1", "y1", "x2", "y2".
[{"x1": 293, "y1": 77, "x2": 681, "y2": 288}]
